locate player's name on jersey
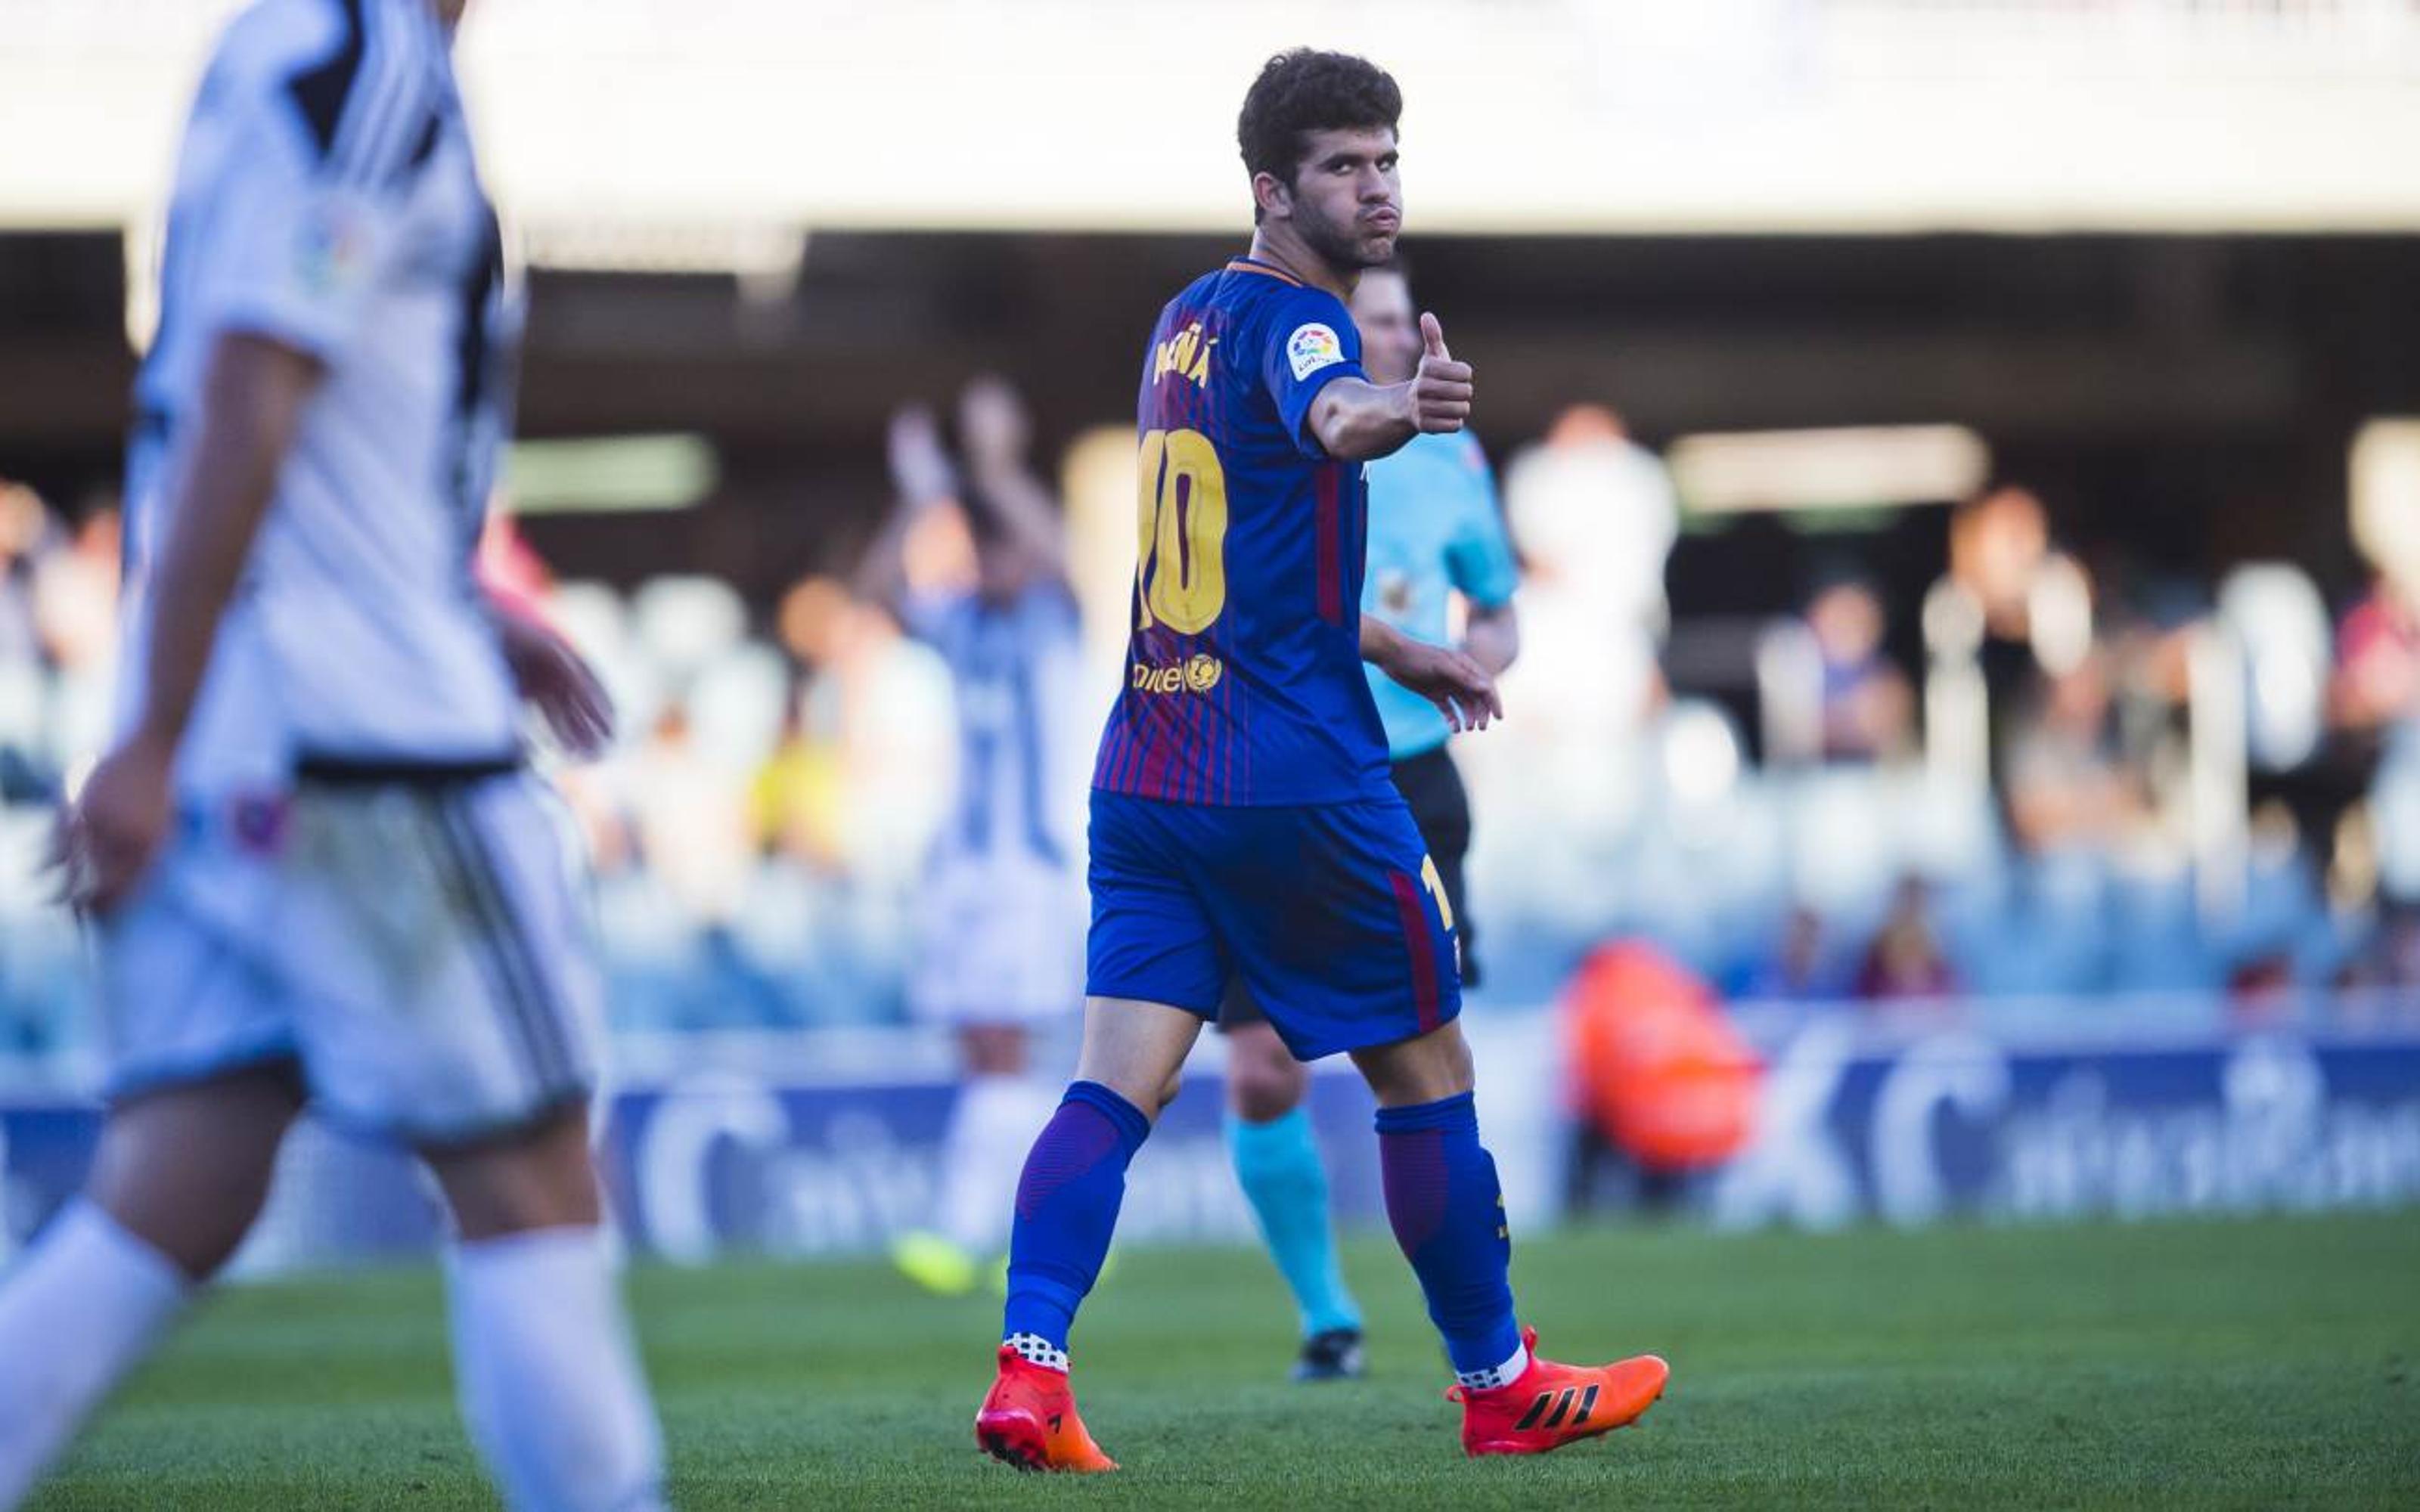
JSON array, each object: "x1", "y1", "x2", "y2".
[
  {"x1": 1132, "y1": 654, "x2": 1224, "y2": 696},
  {"x1": 1153, "y1": 322, "x2": 1217, "y2": 389}
]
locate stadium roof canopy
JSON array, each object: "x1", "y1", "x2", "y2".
[{"x1": 3, "y1": 0, "x2": 2418, "y2": 242}]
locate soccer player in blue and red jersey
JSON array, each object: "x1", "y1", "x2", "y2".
[{"x1": 974, "y1": 48, "x2": 1670, "y2": 1472}]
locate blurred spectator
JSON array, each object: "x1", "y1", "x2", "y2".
[
  {"x1": 2227, "y1": 952, "x2": 2298, "y2": 1024},
  {"x1": 33, "y1": 503, "x2": 119, "y2": 672},
  {"x1": 2332, "y1": 573, "x2": 2419, "y2": 736},
  {"x1": 1947, "y1": 484, "x2": 2066, "y2": 781},
  {"x1": 1468, "y1": 406, "x2": 1679, "y2": 934},
  {"x1": 629, "y1": 702, "x2": 752, "y2": 927},
  {"x1": 0, "y1": 483, "x2": 49, "y2": 668},
  {"x1": 777, "y1": 569, "x2": 961, "y2": 889},
  {"x1": 809, "y1": 587, "x2": 955, "y2": 891},
  {"x1": 1950, "y1": 483, "x2": 2052, "y2": 646},
  {"x1": 749, "y1": 695, "x2": 846, "y2": 870},
  {"x1": 777, "y1": 573, "x2": 858, "y2": 670},
  {"x1": 476, "y1": 507, "x2": 556, "y2": 620},
  {"x1": 2003, "y1": 651, "x2": 2133, "y2": 856},
  {"x1": 1855, "y1": 877, "x2": 1959, "y2": 1002},
  {"x1": 32, "y1": 502, "x2": 120, "y2": 780},
  {"x1": 2366, "y1": 903, "x2": 2420, "y2": 990},
  {"x1": 1731, "y1": 906, "x2": 1837, "y2": 1002},
  {"x1": 1504, "y1": 404, "x2": 1677, "y2": 640},
  {"x1": 0, "y1": 484, "x2": 56, "y2": 803},
  {"x1": 1805, "y1": 576, "x2": 1913, "y2": 762}
]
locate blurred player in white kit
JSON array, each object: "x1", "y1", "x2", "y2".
[
  {"x1": 861, "y1": 381, "x2": 1088, "y2": 1296},
  {"x1": 0, "y1": 2, "x2": 666, "y2": 1507}
]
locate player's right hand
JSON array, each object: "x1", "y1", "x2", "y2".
[
  {"x1": 1380, "y1": 637, "x2": 1505, "y2": 733},
  {"x1": 887, "y1": 404, "x2": 957, "y2": 504},
  {"x1": 1407, "y1": 312, "x2": 1473, "y2": 434},
  {"x1": 53, "y1": 733, "x2": 175, "y2": 916}
]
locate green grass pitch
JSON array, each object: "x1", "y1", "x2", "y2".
[{"x1": 26, "y1": 1211, "x2": 2420, "y2": 1508}]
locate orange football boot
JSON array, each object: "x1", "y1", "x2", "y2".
[
  {"x1": 1447, "y1": 1328, "x2": 1669, "y2": 1458},
  {"x1": 975, "y1": 1345, "x2": 1119, "y2": 1473}
]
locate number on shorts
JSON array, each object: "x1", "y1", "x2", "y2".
[{"x1": 1421, "y1": 853, "x2": 1455, "y2": 931}]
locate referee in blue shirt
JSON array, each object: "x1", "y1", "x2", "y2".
[{"x1": 1218, "y1": 260, "x2": 1522, "y2": 1381}]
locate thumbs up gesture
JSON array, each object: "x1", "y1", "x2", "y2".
[{"x1": 1407, "y1": 311, "x2": 1473, "y2": 434}]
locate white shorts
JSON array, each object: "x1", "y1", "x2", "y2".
[
  {"x1": 95, "y1": 768, "x2": 603, "y2": 1146},
  {"x1": 906, "y1": 853, "x2": 1084, "y2": 1027}
]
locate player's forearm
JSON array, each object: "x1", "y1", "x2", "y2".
[
  {"x1": 1358, "y1": 613, "x2": 1407, "y2": 670},
  {"x1": 1463, "y1": 603, "x2": 1520, "y2": 677},
  {"x1": 852, "y1": 497, "x2": 932, "y2": 607},
  {"x1": 1308, "y1": 378, "x2": 1418, "y2": 462},
  {"x1": 132, "y1": 333, "x2": 317, "y2": 751},
  {"x1": 864, "y1": 407, "x2": 958, "y2": 605},
  {"x1": 967, "y1": 458, "x2": 1069, "y2": 571}
]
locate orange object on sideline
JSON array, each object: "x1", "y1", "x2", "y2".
[{"x1": 1562, "y1": 942, "x2": 1764, "y2": 1172}]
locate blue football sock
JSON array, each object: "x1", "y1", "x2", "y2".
[
  {"x1": 1227, "y1": 1106, "x2": 1364, "y2": 1339},
  {"x1": 1376, "y1": 1092, "x2": 1522, "y2": 1377},
  {"x1": 1001, "y1": 1081, "x2": 1152, "y2": 1353}
]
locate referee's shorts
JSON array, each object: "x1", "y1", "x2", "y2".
[{"x1": 1215, "y1": 742, "x2": 1480, "y2": 1037}]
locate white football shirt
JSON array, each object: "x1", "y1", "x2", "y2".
[
  {"x1": 123, "y1": 0, "x2": 524, "y2": 794},
  {"x1": 905, "y1": 581, "x2": 1088, "y2": 875}
]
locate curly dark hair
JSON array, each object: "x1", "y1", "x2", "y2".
[{"x1": 1237, "y1": 49, "x2": 1402, "y2": 222}]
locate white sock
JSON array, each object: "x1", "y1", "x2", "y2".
[
  {"x1": 1002, "y1": 1332, "x2": 1069, "y2": 1373},
  {"x1": 935, "y1": 1074, "x2": 1057, "y2": 1255},
  {"x1": 445, "y1": 1226, "x2": 666, "y2": 1512},
  {"x1": 1454, "y1": 1337, "x2": 1531, "y2": 1393},
  {"x1": 0, "y1": 1201, "x2": 189, "y2": 1510}
]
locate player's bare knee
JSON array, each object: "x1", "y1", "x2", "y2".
[
  {"x1": 1351, "y1": 1021, "x2": 1475, "y2": 1108},
  {"x1": 1229, "y1": 1070, "x2": 1303, "y2": 1123},
  {"x1": 1227, "y1": 1030, "x2": 1308, "y2": 1123},
  {"x1": 92, "y1": 1175, "x2": 269, "y2": 1283},
  {"x1": 425, "y1": 1104, "x2": 602, "y2": 1241},
  {"x1": 1075, "y1": 996, "x2": 1205, "y2": 1122},
  {"x1": 88, "y1": 1067, "x2": 302, "y2": 1281}
]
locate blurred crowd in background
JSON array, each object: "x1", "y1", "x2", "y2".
[{"x1": 2, "y1": 394, "x2": 2418, "y2": 1061}]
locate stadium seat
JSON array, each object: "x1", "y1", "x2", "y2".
[
  {"x1": 684, "y1": 640, "x2": 792, "y2": 774},
  {"x1": 1782, "y1": 769, "x2": 1900, "y2": 924},
  {"x1": 2372, "y1": 728, "x2": 2420, "y2": 903},
  {"x1": 2216, "y1": 564, "x2": 2332, "y2": 773}
]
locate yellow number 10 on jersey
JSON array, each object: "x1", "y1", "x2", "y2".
[{"x1": 1135, "y1": 428, "x2": 1230, "y2": 634}]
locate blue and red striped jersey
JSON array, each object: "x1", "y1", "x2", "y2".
[{"x1": 1091, "y1": 257, "x2": 1393, "y2": 807}]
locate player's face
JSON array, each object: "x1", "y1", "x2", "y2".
[
  {"x1": 1348, "y1": 270, "x2": 1419, "y2": 386},
  {"x1": 1284, "y1": 126, "x2": 1402, "y2": 273}
]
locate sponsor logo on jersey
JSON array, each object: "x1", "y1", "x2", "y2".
[
  {"x1": 1286, "y1": 322, "x2": 1344, "y2": 381},
  {"x1": 1131, "y1": 654, "x2": 1224, "y2": 696}
]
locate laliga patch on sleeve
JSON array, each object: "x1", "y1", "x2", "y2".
[{"x1": 1286, "y1": 322, "x2": 1345, "y2": 381}]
